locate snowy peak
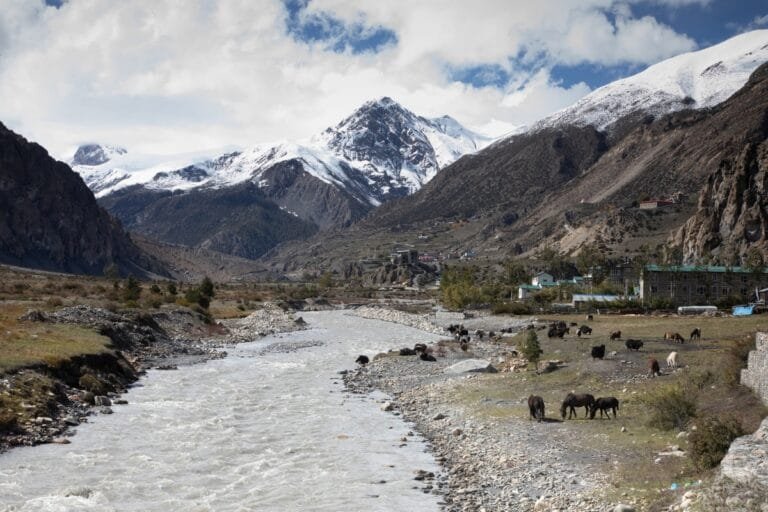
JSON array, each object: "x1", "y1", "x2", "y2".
[
  {"x1": 317, "y1": 96, "x2": 489, "y2": 191},
  {"x1": 72, "y1": 144, "x2": 126, "y2": 166},
  {"x1": 538, "y1": 29, "x2": 768, "y2": 131}
]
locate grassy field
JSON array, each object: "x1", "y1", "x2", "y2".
[{"x1": 444, "y1": 312, "x2": 768, "y2": 509}]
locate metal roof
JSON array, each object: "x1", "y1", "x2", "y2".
[{"x1": 645, "y1": 264, "x2": 768, "y2": 274}]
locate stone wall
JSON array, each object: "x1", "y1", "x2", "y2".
[{"x1": 741, "y1": 332, "x2": 768, "y2": 404}]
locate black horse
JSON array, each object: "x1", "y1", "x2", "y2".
[
  {"x1": 590, "y1": 397, "x2": 619, "y2": 419},
  {"x1": 528, "y1": 395, "x2": 545, "y2": 422},
  {"x1": 560, "y1": 393, "x2": 595, "y2": 419},
  {"x1": 690, "y1": 328, "x2": 701, "y2": 341}
]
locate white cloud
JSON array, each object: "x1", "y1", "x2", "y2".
[{"x1": 0, "y1": 0, "x2": 702, "y2": 157}]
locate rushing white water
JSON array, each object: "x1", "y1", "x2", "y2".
[{"x1": 0, "y1": 311, "x2": 443, "y2": 511}]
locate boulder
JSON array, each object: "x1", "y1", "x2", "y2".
[
  {"x1": 444, "y1": 359, "x2": 498, "y2": 374},
  {"x1": 614, "y1": 505, "x2": 635, "y2": 512},
  {"x1": 94, "y1": 396, "x2": 112, "y2": 406}
]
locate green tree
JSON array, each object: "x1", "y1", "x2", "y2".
[
  {"x1": 744, "y1": 247, "x2": 765, "y2": 272},
  {"x1": 519, "y1": 330, "x2": 543, "y2": 370},
  {"x1": 149, "y1": 284, "x2": 162, "y2": 294},
  {"x1": 503, "y1": 259, "x2": 529, "y2": 285},
  {"x1": 123, "y1": 276, "x2": 142, "y2": 302},
  {"x1": 166, "y1": 282, "x2": 178, "y2": 296},
  {"x1": 200, "y1": 276, "x2": 215, "y2": 299},
  {"x1": 318, "y1": 271, "x2": 334, "y2": 290}
]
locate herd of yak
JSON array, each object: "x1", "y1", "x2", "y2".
[{"x1": 354, "y1": 317, "x2": 702, "y2": 423}]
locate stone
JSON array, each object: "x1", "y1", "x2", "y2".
[
  {"x1": 94, "y1": 396, "x2": 112, "y2": 406},
  {"x1": 99, "y1": 407, "x2": 113, "y2": 414},
  {"x1": 613, "y1": 505, "x2": 635, "y2": 512},
  {"x1": 433, "y1": 413, "x2": 446, "y2": 420},
  {"x1": 51, "y1": 437, "x2": 71, "y2": 444},
  {"x1": 452, "y1": 428, "x2": 463, "y2": 436},
  {"x1": 444, "y1": 359, "x2": 498, "y2": 374},
  {"x1": 381, "y1": 402, "x2": 394, "y2": 412},
  {"x1": 63, "y1": 416, "x2": 80, "y2": 426},
  {"x1": 80, "y1": 391, "x2": 95, "y2": 405}
]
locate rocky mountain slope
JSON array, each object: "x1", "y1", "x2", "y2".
[
  {"x1": 267, "y1": 32, "x2": 768, "y2": 273},
  {"x1": 0, "y1": 123, "x2": 158, "y2": 275},
  {"x1": 72, "y1": 98, "x2": 488, "y2": 259}
]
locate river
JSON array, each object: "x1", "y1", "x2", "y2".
[{"x1": 0, "y1": 311, "x2": 443, "y2": 511}]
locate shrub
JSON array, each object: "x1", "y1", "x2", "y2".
[
  {"x1": 642, "y1": 384, "x2": 697, "y2": 431},
  {"x1": 519, "y1": 330, "x2": 543, "y2": 369},
  {"x1": 689, "y1": 415, "x2": 744, "y2": 470},
  {"x1": 123, "y1": 276, "x2": 142, "y2": 301},
  {"x1": 78, "y1": 373, "x2": 111, "y2": 395},
  {"x1": 149, "y1": 284, "x2": 162, "y2": 294},
  {"x1": 492, "y1": 302, "x2": 532, "y2": 315},
  {"x1": 45, "y1": 297, "x2": 63, "y2": 307}
]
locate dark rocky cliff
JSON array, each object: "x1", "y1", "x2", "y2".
[{"x1": 0, "y1": 123, "x2": 153, "y2": 275}]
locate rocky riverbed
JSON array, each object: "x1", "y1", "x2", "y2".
[{"x1": 342, "y1": 308, "x2": 645, "y2": 512}]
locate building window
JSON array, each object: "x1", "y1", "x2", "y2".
[
  {"x1": 741, "y1": 287, "x2": 748, "y2": 296},
  {"x1": 650, "y1": 285, "x2": 658, "y2": 293},
  {"x1": 742, "y1": 275, "x2": 748, "y2": 283},
  {"x1": 722, "y1": 287, "x2": 730, "y2": 296},
  {"x1": 697, "y1": 286, "x2": 706, "y2": 295}
]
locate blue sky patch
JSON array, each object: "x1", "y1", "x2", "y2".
[{"x1": 284, "y1": 0, "x2": 397, "y2": 54}]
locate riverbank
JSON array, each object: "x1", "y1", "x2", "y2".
[
  {"x1": 342, "y1": 308, "x2": 768, "y2": 511},
  {"x1": 0, "y1": 303, "x2": 306, "y2": 453}
]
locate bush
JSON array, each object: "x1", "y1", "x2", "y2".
[
  {"x1": 45, "y1": 297, "x2": 63, "y2": 308},
  {"x1": 642, "y1": 384, "x2": 697, "y2": 431},
  {"x1": 519, "y1": 330, "x2": 543, "y2": 369},
  {"x1": 492, "y1": 302, "x2": 532, "y2": 315},
  {"x1": 689, "y1": 415, "x2": 744, "y2": 470},
  {"x1": 78, "y1": 373, "x2": 111, "y2": 395},
  {"x1": 123, "y1": 276, "x2": 142, "y2": 301}
]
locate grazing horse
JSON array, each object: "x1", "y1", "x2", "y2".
[
  {"x1": 690, "y1": 328, "x2": 701, "y2": 341},
  {"x1": 666, "y1": 351, "x2": 679, "y2": 369},
  {"x1": 610, "y1": 330, "x2": 621, "y2": 340},
  {"x1": 648, "y1": 358, "x2": 661, "y2": 377},
  {"x1": 420, "y1": 352, "x2": 437, "y2": 362},
  {"x1": 355, "y1": 355, "x2": 370, "y2": 366},
  {"x1": 625, "y1": 339, "x2": 643, "y2": 351},
  {"x1": 672, "y1": 333, "x2": 685, "y2": 344},
  {"x1": 590, "y1": 397, "x2": 619, "y2": 419},
  {"x1": 560, "y1": 393, "x2": 595, "y2": 419},
  {"x1": 528, "y1": 395, "x2": 545, "y2": 422},
  {"x1": 591, "y1": 344, "x2": 606, "y2": 360},
  {"x1": 577, "y1": 325, "x2": 592, "y2": 337}
]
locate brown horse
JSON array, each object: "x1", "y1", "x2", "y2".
[
  {"x1": 528, "y1": 395, "x2": 545, "y2": 422},
  {"x1": 690, "y1": 328, "x2": 701, "y2": 341},
  {"x1": 560, "y1": 393, "x2": 595, "y2": 419}
]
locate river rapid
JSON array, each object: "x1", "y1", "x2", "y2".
[{"x1": 0, "y1": 311, "x2": 443, "y2": 511}]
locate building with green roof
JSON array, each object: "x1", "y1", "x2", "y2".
[{"x1": 640, "y1": 264, "x2": 768, "y2": 307}]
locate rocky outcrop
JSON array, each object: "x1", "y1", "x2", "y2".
[
  {"x1": 742, "y1": 332, "x2": 768, "y2": 404},
  {"x1": 0, "y1": 122, "x2": 154, "y2": 275}
]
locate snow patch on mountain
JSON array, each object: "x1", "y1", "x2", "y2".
[
  {"x1": 71, "y1": 97, "x2": 490, "y2": 203},
  {"x1": 537, "y1": 29, "x2": 768, "y2": 131}
]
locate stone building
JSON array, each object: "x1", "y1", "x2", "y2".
[{"x1": 639, "y1": 264, "x2": 768, "y2": 306}]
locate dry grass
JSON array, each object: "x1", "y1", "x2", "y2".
[{"x1": 0, "y1": 303, "x2": 112, "y2": 373}]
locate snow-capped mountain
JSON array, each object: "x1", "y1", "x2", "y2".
[
  {"x1": 315, "y1": 97, "x2": 490, "y2": 194},
  {"x1": 536, "y1": 29, "x2": 768, "y2": 131},
  {"x1": 71, "y1": 97, "x2": 490, "y2": 204}
]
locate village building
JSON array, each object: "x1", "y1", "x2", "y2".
[
  {"x1": 640, "y1": 264, "x2": 768, "y2": 306},
  {"x1": 518, "y1": 274, "x2": 587, "y2": 300},
  {"x1": 390, "y1": 248, "x2": 418, "y2": 266}
]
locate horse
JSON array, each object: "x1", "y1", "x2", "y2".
[
  {"x1": 648, "y1": 357, "x2": 661, "y2": 377},
  {"x1": 528, "y1": 395, "x2": 545, "y2": 422},
  {"x1": 355, "y1": 355, "x2": 370, "y2": 366},
  {"x1": 666, "y1": 351, "x2": 679, "y2": 369},
  {"x1": 591, "y1": 344, "x2": 606, "y2": 360},
  {"x1": 672, "y1": 333, "x2": 685, "y2": 344},
  {"x1": 609, "y1": 330, "x2": 621, "y2": 340},
  {"x1": 560, "y1": 393, "x2": 595, "y2": 419},
  {"x1": 590, "y1": 397, "x2": 619, "y2": 419},
  {"x1": 690, "y1": 328, "x2": 701, "y2": 341}
]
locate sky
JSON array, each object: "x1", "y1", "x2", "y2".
[{"x1": 0, "y1": 0, "x2": 766, "y2": 157}]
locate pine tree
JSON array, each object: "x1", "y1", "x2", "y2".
[{"x1": 520, "y1": 330, "x2": 543, "y2": 370}]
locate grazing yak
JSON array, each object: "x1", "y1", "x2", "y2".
[
  {"x1": 414, "y1": 343, "x2": 427, "y2": 353},
  {"x1": 577, "y1": 325, "x2": 593, "y2": 337},
  {"x1": 666, "y1": 351, "x2": 679, "y2": 369},
  {"x1": 690, "y1": 328, "x2": 701, "y2": 341},
  {"x1": 528, "y1": 395, "x2": 545, "y2": 422},
  {"x1": 664, "y1": 332, "x2": 685, "y2": 343},
  {"x1": 609, "y1": 330, "x2": 621, "y2": 340},
  {"x1": 420, "y1": 352, "x2": 437, "y2": 362},
  {"x1": 460, "y1": 340, "x2": 469, "y2": 352},
  {"x1": 586, "y1": 314, "x2": 594, "y2": 321},
  {"x1": 591, "y1": 344, "x2": 606, "y2": 360},
  {"x1": 625, "y1": 339, "x2": 643, "y2": 351},
  {"x1": 355, "y1": 355, "x2": 370, "y2": 366},
  {"x1": 560, "y1": 393, "x2": 595, "y2": 419},
  {"x1": 649, "y1": 357, "x2": 661, "y2": 377},
  {"x1": 399, "y1": 347, "x2": 417, "y2": 356},
  {"x1": 590, "y1": 397, "x2": 619, "y2": 419}
]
